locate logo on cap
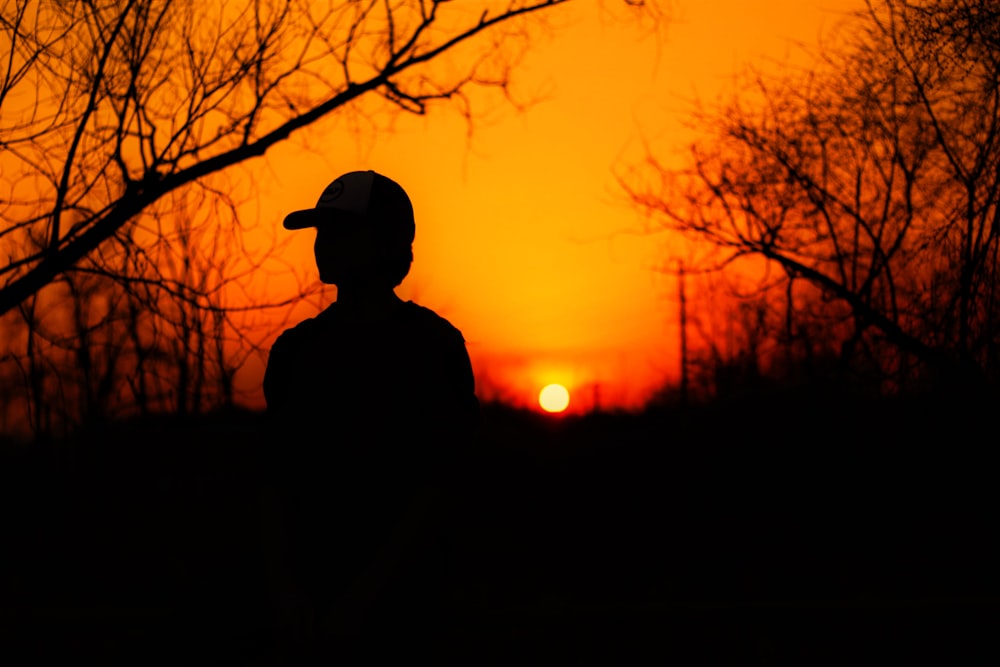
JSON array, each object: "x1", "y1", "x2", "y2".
[{"x1": 318, "y1": 179, "x2": 345, "y2": 205}]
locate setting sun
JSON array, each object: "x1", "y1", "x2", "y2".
[{"x1": 539, "y1": 384, "x2": 570, "y2": 413}]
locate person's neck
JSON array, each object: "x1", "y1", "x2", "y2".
[{"x1": 334, "y1": 284, "x2": 402, "y2": 320}]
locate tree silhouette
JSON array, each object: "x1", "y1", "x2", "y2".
[
  {"x1": 622, "y1": 0, "x2": 999, "y2": 389},
  {"x1": 0, "y1": 0, "x2": 669, "y2": 315},
  {"x1": 0, "y1": 184, "x2": 292, "y2": 436}
]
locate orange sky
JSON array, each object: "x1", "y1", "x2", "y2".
[{"x1": 238, "y1": 0, "x2": 864, "y2": 414}]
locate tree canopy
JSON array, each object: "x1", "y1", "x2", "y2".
[{"x1": 622, "y1": 0, "x2": 999, "y2": 391}]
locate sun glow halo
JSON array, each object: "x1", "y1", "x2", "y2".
[{"x1": 539, "y1": 383, "x2": 570, "y2": 413}]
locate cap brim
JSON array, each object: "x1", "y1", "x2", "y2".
[{"x1": 283, "y1": 209, "x2": 331, "y2": 230}]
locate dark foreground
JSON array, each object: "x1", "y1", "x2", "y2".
[{"x1": 2, "y1": 390, "x2": 998, "y2": 665}]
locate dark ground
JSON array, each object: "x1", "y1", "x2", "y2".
[{"x1": 2, "y1": 388, "x2": 998, "y2": 665}]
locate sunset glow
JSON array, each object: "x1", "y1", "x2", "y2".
[
  {"x1": 539, "y1": 384, "x2": 571, "y2": 413},
  {"x1": 241, "y1": 0, "x2": 865, "y2": 414}
]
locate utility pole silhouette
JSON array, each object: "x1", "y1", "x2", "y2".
[{"x1": 678, "y1": 261, "x2": 689, "y2": 406}]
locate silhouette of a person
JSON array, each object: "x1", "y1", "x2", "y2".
[{"x1": 261, "y1": 170, "x2": 480, "y2": 664}]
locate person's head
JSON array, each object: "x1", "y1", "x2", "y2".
[{"x1": 283, "y1": 170, "x2": 415, "y2": 289}]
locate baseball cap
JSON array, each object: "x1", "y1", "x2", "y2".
[{"x1": 283, "y1": 170, "x2": 415, "y2": 247}]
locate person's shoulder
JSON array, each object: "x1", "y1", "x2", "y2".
[
  {"x1": 399, "y1": 300, "x2": 465, "y2": 341},
  {"x1": 273, "y1": 304, "x2": 337, "y2": 346}
]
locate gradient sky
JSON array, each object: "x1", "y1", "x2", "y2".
[{"x1": 241, "y1": 0, "x2": 865, "y2": 413}]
